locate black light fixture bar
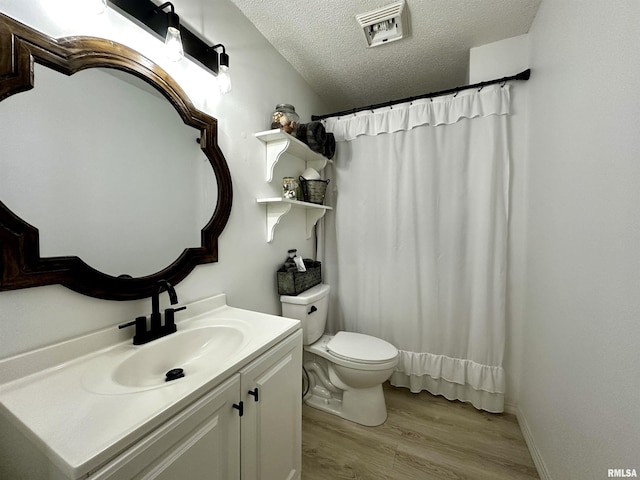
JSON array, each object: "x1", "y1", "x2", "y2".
[
  {"x1": 212, "y1": 44, "x2": 229, "y2": 68},
  {"x1": 108, "y1": 0, "x2": 220, "y2": 74}
]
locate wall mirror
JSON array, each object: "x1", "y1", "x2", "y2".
[{"x1": 0, "y1": 14, "x2": 233, "y2": 300}]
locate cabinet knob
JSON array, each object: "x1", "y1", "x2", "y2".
[{"x1": 232, "y1": 401, "x2": 244, "y2": 417}]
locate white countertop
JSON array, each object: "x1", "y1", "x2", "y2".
[{"x1": 0, "y1": 294, "x2": 299, "y2": 479}]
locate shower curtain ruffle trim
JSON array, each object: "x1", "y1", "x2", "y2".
[
  {"x1": 397, "y1": 349, "x2": 505, "y2": 395},
  {"x1": 324, "y1": 84, "x2": 510, "y2": 142},
  {"x1": 390, "y1": 372, "x2": 505, "y2": 413}
]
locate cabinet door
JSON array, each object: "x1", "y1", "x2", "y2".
[
  {"x1": 90, "y1": 375, "x2": 241, "y2": 480},
  {"x1": 240, "y1": 330, "x2": 303, "y2": 480}
]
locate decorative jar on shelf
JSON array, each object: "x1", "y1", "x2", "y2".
[
  {"x1": 271, "y1": 104, "x2": 300, "y2": 135},
  {"x1": 282, "y1": 176, "x2": 300, "y2": 200}
]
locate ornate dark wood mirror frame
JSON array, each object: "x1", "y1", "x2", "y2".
[{"x1": 0, "y1": 14, "x2": 233, "y2": 301}]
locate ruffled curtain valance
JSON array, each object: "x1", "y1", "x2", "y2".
[{"x1": 324, "y1": 84, "x2": 510, "y2": 142}]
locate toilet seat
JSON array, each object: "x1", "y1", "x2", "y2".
[{"x1": 327, "y1": 332, "x2": 398, "y2": 365}]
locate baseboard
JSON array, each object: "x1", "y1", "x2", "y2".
[
  {"x1": 504, "y1": 401, "x2": 518, "y2": 415},
  {"x1": 513, "y1": 405, "x2": 552, "y2": 480}
]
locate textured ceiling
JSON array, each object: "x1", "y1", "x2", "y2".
[{"x1": 228, "y1": 0, "x2": 541, "y2": 113}]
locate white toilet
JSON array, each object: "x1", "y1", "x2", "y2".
[{"x1": 281, "y1": 284, "x2": 398, "y2": 426}]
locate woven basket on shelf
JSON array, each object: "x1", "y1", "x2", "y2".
[{"x1": 299, "y1": 177, "x2": 330, "y2": 205}]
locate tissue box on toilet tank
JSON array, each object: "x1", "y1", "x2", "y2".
[{"x1": 277, "y1": 260, "x2": 321, "y2": 295}]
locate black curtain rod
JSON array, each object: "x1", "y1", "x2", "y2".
[{"x1": 311, "y1": 69, "x2": 531, "y2": 121}]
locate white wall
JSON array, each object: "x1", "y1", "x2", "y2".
[
  {"x1": 519, "y1": 1, "x2": 640, "y2": 478},
  {"x1": 471, "y1": 5, "x2": 640, "y2": 476},
  {"x1": 469, "y1": 34, "x2": 531, "y2": 408},
  {"x1": 0, "y1": 0, "x2": 326, "y2": 359}
]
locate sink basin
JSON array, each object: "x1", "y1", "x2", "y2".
[
  {"x1": 113, "y1": 325, "x2": 245, "y2": 388},
  {"x1": 83, "y1": 318, "x2": 251, "y2": 394}
]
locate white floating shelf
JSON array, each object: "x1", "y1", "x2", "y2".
[
  {"x1": 255, "y1": 129, "x2": 328, "y2": 182},
  {"x1": 256, "y1": 198, "x2": 332, "y2": 243}
]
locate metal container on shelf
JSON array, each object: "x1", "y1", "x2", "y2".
[{"x1": 299, "y1": 176, "x2": 330, "y2": 205}]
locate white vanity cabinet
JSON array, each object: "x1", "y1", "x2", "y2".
[
  {"x1": 89, "y1": 375, "x2": 242, "y2": 480},
  {"x1": 89, "y1": 330, "x2": 303, "y2": 480},
  {"x1": 240, "y1": 329, "x2": 302, "y2": 480},
  {"x1": 0, "y1": 296, "x2": 302, "y2": 480}
]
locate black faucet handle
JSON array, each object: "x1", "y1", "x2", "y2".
[
  {"x1": 118, "y1": 316, "x2": 147, "y2": 331},
  {"x1": 165, "y1": 305, "x2": 186, "y2": 316},
  {"x1": 119, "y1": 316, "x2": 149, "y2": 345},
  {"x1": 118, "y1": 320, "x2": 136, "y2": 329},
  {"x1": 163, "y1": 305, "x2": 186, "y2": 333}
]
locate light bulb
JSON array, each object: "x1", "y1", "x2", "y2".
[
  {"x1": 92, "y1": 0, "x2": 107, "y2": 15},
  {"x1": 217, "y1": 64, "x2": 232, "y2": 94},
  {"x1": 165, "y1": 26, "x2": 184, "y2": 62}
]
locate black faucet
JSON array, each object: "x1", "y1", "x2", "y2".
[
  {"x1": 118, "y1": 279, "x2": 186, "y2": 345},
  {"x1": 151, "y1": 279, "x2": 178, "y2": 332}
]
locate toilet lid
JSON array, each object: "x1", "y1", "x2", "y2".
[{"x1": 327, "y1": 332, "x2": 398, "y2": 364}]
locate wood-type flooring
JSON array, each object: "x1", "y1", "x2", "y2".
[{"x1": 301, "y1": 384, "x2": 539, "y2": 480}]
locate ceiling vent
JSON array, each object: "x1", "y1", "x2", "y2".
[{"x1": 356, "y1": 0, "x2": 408, "y2": 48}]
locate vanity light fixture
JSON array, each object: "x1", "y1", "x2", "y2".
[
  {"x1": 154, "y1": 2, "x2": 184, "y2": 62},
  {"x1": 208, "y1": 44, "x2": 232, "y2": 94},
  {"x1": 107, "y1": 0, "x2": 231, "y2": 83}
]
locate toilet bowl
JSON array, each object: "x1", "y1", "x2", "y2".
[{"x1": 281, "y1": 284, "x2": 398, "y2": 426}]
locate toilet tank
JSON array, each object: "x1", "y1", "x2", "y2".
[{"x1": 280, "y1": 284, "x2": 330, "y2": 345}]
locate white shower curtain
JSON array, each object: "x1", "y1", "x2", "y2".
[{"x1": 322, "y1": 85, "x2": 510, "y2": 412}]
